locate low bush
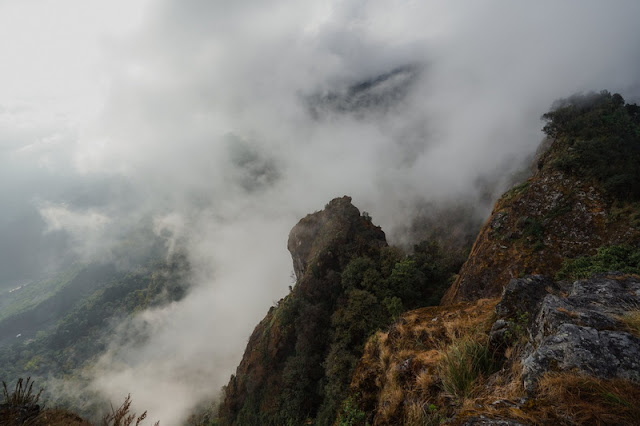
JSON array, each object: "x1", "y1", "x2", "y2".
[
  {"x1": 556, "y1": 244, "x2": 640, "y2": 280},
  {"x1": 541, "y1": 91, "x2": 640, "y2": 201}
]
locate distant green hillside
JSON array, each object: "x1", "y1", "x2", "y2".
[
  {"x1": 0, "y1": 254, "x2": 190, "y2": 419},
  {"x1": 0, "y1": 266, "x2": 82, "y2": 324}
]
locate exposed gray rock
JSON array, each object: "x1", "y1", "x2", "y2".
[
  {"x1": 489, "y1": 275, "x2": 557, "y2": 351},
  {"x1": 516, "y1": 274, "x2": 640, "y2": 392},
  {"x1": 494, "y1": 275, "x2": 557, "y2": 321}
]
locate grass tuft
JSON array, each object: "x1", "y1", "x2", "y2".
[
  {"x1": 437, "y1": 339, "x2": 498, "y2": 399},
  {"x1": 620, "y1": 310, "x2": 640, "y2": 336},
  {"x1": 2, "y1": 377, "x2": 42, "y2": 408},
  {"x1": 537, "y1": 373, "x2": 640, "y2": 424},
  {"x1": 404, "y1": 401, "x2": 444, "y2": 426},
  {"x1": 101, "y1": 394, "x2": 159, "y2": 426}
]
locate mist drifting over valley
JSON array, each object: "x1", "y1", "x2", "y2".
[{"x1": 1, "y1": 1, "x2": 640, "y2": 423}]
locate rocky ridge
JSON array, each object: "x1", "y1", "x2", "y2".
[{"x1": 218, "y1": 196, "x2": 387, "y2": 425}]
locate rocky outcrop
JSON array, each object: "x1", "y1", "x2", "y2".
[
  {"x1": 519, "y1": 274, "x2": 640, "y2": 391},
  {"x1": 287, "y1": 196, "x2": 385, "y2": 281},
  {"x1": 218, "y1": 196, "x2": 386, "y2": 425},
  {"x1": 444, "y1": 93, "x2": 640, "y2": 304},
  {"x1": 490, "y1": 274, "x2": 640, "y2": 392}
]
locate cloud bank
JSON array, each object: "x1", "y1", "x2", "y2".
[{"x1": 2, "y1": 0, "x2": 640, "y2": 422}]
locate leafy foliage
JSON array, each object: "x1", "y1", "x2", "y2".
[
  {"x1": 541, "y1": 91, "x2": 640, "y2": 200},
  {"x1": 556, "y1": 244, "x2": 640, "y2": 280},
  {"x1": 336, "y1": 396, "x2": 366, "y2": 426},
  {"x1": 220, "y1": 236, "x2": 463, "y2": 426},
  {"x1": 317, "y1": 242, "x2": 462, "y2": 425}
]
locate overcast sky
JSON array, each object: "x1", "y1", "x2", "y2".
[{"x1": 2, "y1": 0, "x2": 640, "y2": 423}]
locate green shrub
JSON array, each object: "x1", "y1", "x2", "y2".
[
  {"x1": 556, "y1": 244, "x2": 640, "y2": 280},
  {"x1": 541, "y1": 91, "x2": 640, "y2": 201},
  {"x1": 337, "y1": 396, "x2": 366, "y2": 426}
]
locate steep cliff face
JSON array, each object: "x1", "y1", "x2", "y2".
[
  {"x1": 218, "y1": 196, "x2": 387, "y2": 425},
  {"x1": 444, "y1": 92, "x2": 640, "y2": 303}
]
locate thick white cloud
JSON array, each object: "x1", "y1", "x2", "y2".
[{"x1": 1, "y1": 0, "x2": 640, "y2": 422}]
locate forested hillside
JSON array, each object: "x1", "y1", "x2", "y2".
[{"x1": 0, "y1": 255, "x2": 189, "y2": 420}]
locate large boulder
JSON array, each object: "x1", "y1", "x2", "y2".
[{"x1": 520, "y1": 274, "x2": 640, "y2": 391}]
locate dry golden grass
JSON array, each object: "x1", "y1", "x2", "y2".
[
  {"x1": 534, "y1": 373, "x2": 640, "y2": 425},
  {"x1": 620, "y1": 310, "x2": 640, "y2": 336},
  {"x1": 555, "y1": 306, "x2": 580, "y2": 318},
  {"x1": 350, "y1": 298, "x2": 501, "y2": 424},
  {"x1": 452, "y1": 360, "x2": 534, "y2": 425},
  {"x1": 414, "y1": 369, "x2": 437, "y2": 395},
  {"x1": 404, "y1": 401, "x2": 443, "y2": 426},
  {"x1": 377, "y1": 382, "x2": 405, "y2": 423}
]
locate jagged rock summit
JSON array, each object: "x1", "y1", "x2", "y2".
[{"x1": 287, "y1": 196, "x2": 386, "y2": 281}]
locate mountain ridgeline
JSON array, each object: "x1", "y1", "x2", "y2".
[
  {"x1": 217, "y1": 91, "x2": 640, "y2": 426},
  {"x1": 0, "y1": 254, "x2": 190, "y2": 423}
]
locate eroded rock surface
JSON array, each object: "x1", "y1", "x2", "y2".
[
  {"x1": 491, "y1": 274, "x2": 640, "y2": 392},
  {"x1": 520, "y1": 274, "x2": 640, "y2": 391}
]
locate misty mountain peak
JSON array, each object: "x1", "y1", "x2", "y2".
[
  {"x1": 288, "y1": 196, "x2": 385, "y2": 281},
  {"x1": 306, "y1": 64, "x2": 420, "y2": 119}
]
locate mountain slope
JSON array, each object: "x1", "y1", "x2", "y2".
[
  {"x1": 343, "y1": 91, "x2": 640, "y2": 425},
  {"x1": 443, "y1": 91, "x2": 640, "y2": 303}
]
